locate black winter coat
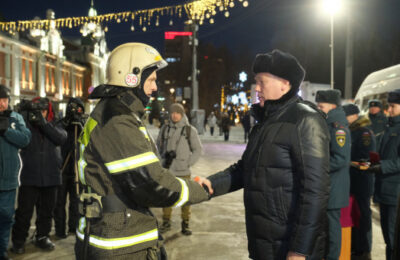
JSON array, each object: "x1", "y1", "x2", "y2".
[
  {"x1": 20, "y1": 119, "x2": 67, "y2": 187},
  {"x1": 209, "y1": 96, "x2": 330, "y2": 260}
]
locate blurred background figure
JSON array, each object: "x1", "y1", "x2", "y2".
[
  {"x1": 54, "y1": 98, "x2": 86, "y2": 239},
  {"x1": 207, "y1": 112, "x2": 217, "y2": 136},
  {"x1": 241, "y1": 111, "x2": 251, "y2": 143},
  {"x1": 11, "y1": 97, "x2": 67, "y2": 254},
  {"x1": 157, "y1": 103, "x2": 202, "y2": 235}
]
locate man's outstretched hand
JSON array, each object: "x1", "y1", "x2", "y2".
[{"x1": 194, "y1": 176, "x2": 214, "y2": 195}]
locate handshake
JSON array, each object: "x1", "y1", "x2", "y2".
[{"x1": 193, "y1": 176, "x2": 214, "y2": 195}]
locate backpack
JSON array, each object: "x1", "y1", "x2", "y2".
[{"x1": 161, "y1": 125, "x2": 192, "y2": 152}]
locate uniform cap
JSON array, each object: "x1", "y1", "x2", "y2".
[{"x1": 315, "y1": 89, "x2": 342, "y2": 106}]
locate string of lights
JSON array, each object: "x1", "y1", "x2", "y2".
[{"x1": 0, "y1": 0, "x2": 249, "y2": 34}]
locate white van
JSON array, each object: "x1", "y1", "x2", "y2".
[{"x1": 354, "y1": 64, "x2": 400, "y2": 112}]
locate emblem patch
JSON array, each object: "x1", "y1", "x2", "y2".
[
  {"x1": 336, "y1": 130, "x2": 346, "y2": 147},
  {"x1": 362, "y1": 131, "x2": 371, "y2": 146}
]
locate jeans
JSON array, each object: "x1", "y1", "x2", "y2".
[{"x1": 0, "y1": 189, "x2": 16, "y2": 256}]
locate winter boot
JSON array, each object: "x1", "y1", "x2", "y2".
[
  {"x1": 181, "y1": 220, "x2": 192, "y2": 236},
  {"x1": 159, "y1": 220, "x2": 171, "y2": 233}
]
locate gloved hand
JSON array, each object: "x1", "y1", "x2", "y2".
[
  {"x1": 0, "y1": 116, "x2": 9, "y2": 136},
  {"x1": 30, "y1": 111, "x2": 47, "y2": 128},
  {"x1": 369, "y1": 164, "x2": 382, "y2": 174}
]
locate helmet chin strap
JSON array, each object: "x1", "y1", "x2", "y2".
[
  {"x1": 132, "y1": 66, "x2": 158, "y2": 107},
  {"x1": 132, "y1": 87, "x2": 150, "y2": 107}
]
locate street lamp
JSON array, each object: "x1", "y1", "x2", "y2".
[{"x1": 322, "y1": 0, "x2": 342, "y2": 89}]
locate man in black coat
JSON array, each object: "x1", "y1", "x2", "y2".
[
  {"x1": 11, "y1": 97, "x2": 67, "y2": 254},
  {"x1": 198, "y1": 49, "x2": 330, "y2": 260},
  {"x1": 54, "y1": 98, "x2": 86, "y2": 238},
  {"x1": 343, "y1": 104, "x2": 376, "y2": 260},
  {"x1": 316, "y1": 89, "x2": 351, "y2": 260}
]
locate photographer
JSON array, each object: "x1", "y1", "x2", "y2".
[
  {"x1": 54, "y1": 98, "x2": 86, "y2": 239},
  {"x1": 156, "y1": 103, "x2": 202, "y2": 235},
  {"x1": 11, "y1": 97, "x2": 67, "y2": 254},
  {"x1": 0, "y1": 85, "x2": 31, "y2": 260}
]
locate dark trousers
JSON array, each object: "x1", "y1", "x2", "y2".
[
  {"x1": 327, "y1": 208, "x2": 342, "y2": 260},
  {"x1": 380, "y1": 203, "x2": 397, "y2": 260},
  {"x1": 352, "y1": 196, "x2": 372, "y2": 254},
  {"x1": 12, "y1": 185, "x2": 58, "y2": 246},
  {"x1": 223, "y1": 130, "x2": 229, "y2": 141},
  {"x1": 210, "y1": 127, "x2": 214, "y2": 136},
  {"x1": 54, "y1": 175, "x2": 79, "y2": 235},
  {"x1": 0, "y1": 189, "x2": 16, "y2": 256},
  {"x1": 244, "y1": 130, "x2": 249, "y2": 143}
]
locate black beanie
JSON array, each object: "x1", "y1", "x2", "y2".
[
  {"x1": 368, "y1": 99, "x2": 382, "y2": 108},
  {"x1": 388, "y1": 89, "x2": 400, "y2": 104},
  {"x1": 169, "y1": 103, "x2": 185, "y2": 116},
  {"x1": 315, "y1": 89, "x2": 342, "y2": 106},
  {"x1": 0, "y1": 85, "x2": 10, "y2": 99},
  {"x1": 343, "y1": 104, "x2": 360, "y2": 116},
  {"x1": 252, "y1": 49, "x2": 305, "y2": 91}
]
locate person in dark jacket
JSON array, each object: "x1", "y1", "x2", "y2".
[
  {"x1": 241, "y1": 111, "x2": 251, "y2": 143},
  {"x1": 368, "y1": 99, "x2": 387, "y2": 139},
  {"x1": 54, "y1": 98, "x2": 86, "y2": 239},
  {"x1": 198, "y1": 49, "x2": 330, "y2": 260},
  {"x1": 343, "y1": 104, "x2": 376, "y2": 260},
  {"x1": 11, "y1": 97, "x2": 67, "y2": 254},
  {"x1": 316, "y1": 89, "x2": 351, "y2": 260},
  {"x1": 221, "y1": 112, "x2": 230, "y2": 141},
  {"x1": 0, "y1": 85, "x2": 31, "y2": 260},
  {"x1": 371, "y1": 89, "x2": 400, "y2": 260}
]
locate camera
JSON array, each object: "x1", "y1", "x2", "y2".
[
  {"x1": 17, "y1": 99, "x2": 48, "y2": 124},
  {"x1": 66, "y1": 102, "x2": 85, "y2": 125},
  {"x1": 162, "y1": 150, "x2": 176, "y2": 169}
]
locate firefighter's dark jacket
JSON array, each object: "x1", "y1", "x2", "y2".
[
  {"x1": 75, "y1": 90, "x2": 208, "y2": 258},
  {"x1": 208, "y1": 96, "x2": 330, "y2": 260},
  {"x1": 374, "y1": 115, "x2": 400, "y2": 205},
  {"x1": 20, "y1": 118, "x2": 67, "y2": 187},
  {"x1": 349, "y1": 116, "x2": 376, "y2": 198}
]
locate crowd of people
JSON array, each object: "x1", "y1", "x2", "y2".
[{"x1": 0, "y1": 42, "x2": 400, "y2": 260}]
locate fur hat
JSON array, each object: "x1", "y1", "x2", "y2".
[
  {"x1": 169, "y1": 103, "x2": 185, "y2": 116},
  {"x1": 252, "y1": 49, "x2": 305, "y2": 91},
  {"x1": 368, "y1": 99, "x2": 382, "y2": 108},
  {"x1": 388, "y1": 89, "x2": 400, "y2": 104},
  {"x1": 343, "y1": 104, "x2": 360, "y2": 116},
  {"x1": 0, "y1": 85, "x2": 10, "y2": 99},
  {"x1": 315, "y1": 89, "x2": 342, "y2": 106}
]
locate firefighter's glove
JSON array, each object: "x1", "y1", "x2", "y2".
[
  {"x1": 369, "y1": 164, "x2": 382, "y2": 175},
  {"x1": 0, "y1": 116, "x2": 9, "y2": 136}
]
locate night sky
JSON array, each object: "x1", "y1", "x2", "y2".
[{"x1": 1, "y1": 0, "x2": 400, "y2": 93}]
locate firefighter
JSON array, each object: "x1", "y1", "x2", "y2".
[
  {"x1": 74, "y1": 42, "x2": 210, "y2": 260},
  {"x1": 316, "y1": 89, "x2": 351, "y2": 260}
]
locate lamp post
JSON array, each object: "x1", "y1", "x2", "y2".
[{"x1": 323, "y1": 0, "x2": 342, "y2": 89}]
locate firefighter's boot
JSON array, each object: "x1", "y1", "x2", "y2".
[
  {"x1": 181, "y1": 220, "x2": 192, "y2": 236},
  {"x1": 159, "y1": 220, "x2": 171, "y2": 233}
]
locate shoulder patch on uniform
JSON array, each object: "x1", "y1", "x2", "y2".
[
  {"x1": 362, "y1": 131, "x2": 371, "y2": 146},
  {"x1": 335, "y1": 129, "x2": 346, "y2": 147}
]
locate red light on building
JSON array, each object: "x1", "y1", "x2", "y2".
[
  {"x1": 204, "y1": 56, "x2": 209, "y2": 59},
  {"x1": 165, "y1": 31, "x2": 193, "y2": 40}
]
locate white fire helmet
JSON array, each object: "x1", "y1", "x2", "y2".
[{"x1": 106, "y1": 42, "x2": 168, "y2": 88}]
